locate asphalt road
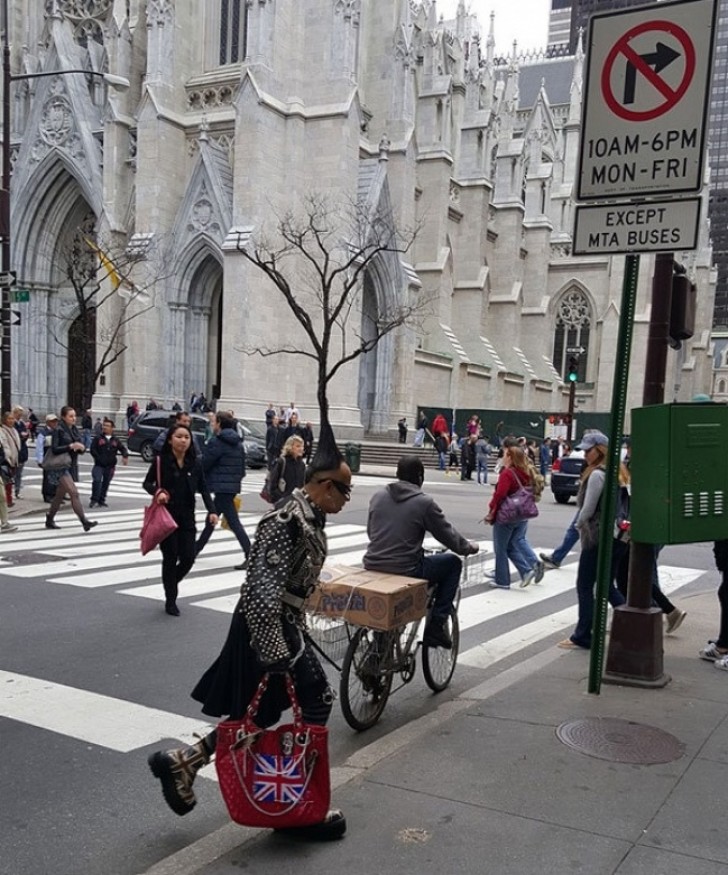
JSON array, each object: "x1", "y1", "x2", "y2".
[{"x1": 0, "y1": 456, "x2": 715, "y2": 875}]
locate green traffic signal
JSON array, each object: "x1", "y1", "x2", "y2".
[{"x1": 568, "y1": 370, "x2": 578, "y2": 382}]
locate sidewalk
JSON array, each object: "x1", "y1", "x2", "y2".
[{"x1": 156, "y1": 587, "x2": 728, "y2": 875}]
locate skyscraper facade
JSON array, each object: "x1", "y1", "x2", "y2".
[
  {"x1": 569, "y1": 0, "x2": 653, "y2": 51},
  {"x1": 708, "y1": 0, "x2": 728, "y2": 329}
]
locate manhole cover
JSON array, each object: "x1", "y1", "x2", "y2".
[{"x1": 556, "y1": 717, "x2": 685, "y2": 764}]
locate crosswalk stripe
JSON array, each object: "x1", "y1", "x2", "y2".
[
  {"x1": 0, "y1": 669, "x2": 215, "y2": 753},
  {"x1": 457, "y1": 565, "x2": 706, "y2": 668}
]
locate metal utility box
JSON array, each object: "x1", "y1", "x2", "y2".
[{"x1": 631, "y1": 403, "x2": 728, "y2": 544}]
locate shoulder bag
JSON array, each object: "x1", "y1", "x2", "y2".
[
  {"x1": 260, "y1": 457, "x2": 286, "y2": 504},
  {"x1": 41, "y1": 449, "x2": 72, "y2": 471},
  {"x1": 495, "y1": 469, "x2": 539, "y2": 525},
  {"x1": 215, "y1": 672, "x2": 330, "y2": 829},
  {"x1": 139, "y1": 457, "x2": 178, "y2": 555}
]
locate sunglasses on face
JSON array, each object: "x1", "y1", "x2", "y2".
[{"x1": 318, "y1": 478, "x2": 352, "y2": 497}]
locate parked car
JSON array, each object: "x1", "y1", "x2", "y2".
[
  {"x1": 127, "y1": 410, "x2": 266, "y2": 468},
  {"x1": 549, "y1": 450, "x2": 585, "y2": 504}
]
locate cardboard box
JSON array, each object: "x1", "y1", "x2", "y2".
[{"x1": 306, "y1": 565, "x2": 429, "y2": 631}]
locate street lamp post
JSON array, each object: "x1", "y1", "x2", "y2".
[{"x1": 1, "y1": 0, "x2": 129, "y2": 410}]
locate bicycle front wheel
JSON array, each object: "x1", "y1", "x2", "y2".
[
  {"x1": 339, "y1": 627, "x2": 394, "y2": 731},
  {"x1": 422, "y1": 606, "x2": 459, "y2": 692}
]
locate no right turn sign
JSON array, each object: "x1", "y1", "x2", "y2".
[{"x1": 577, "y1": 0, "x2": 716, "y2": 201}]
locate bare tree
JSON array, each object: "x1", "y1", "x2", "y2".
[
  {"x1": 50, "y1": 226, "x2": 162, "y2": 412},
  {"x1": 235, "y1": 192, "x2": 429, "y2": 431}
]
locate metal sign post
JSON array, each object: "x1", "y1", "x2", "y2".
[{"x1": 588, "y1": 253, "x2": 640, "y2": 695}]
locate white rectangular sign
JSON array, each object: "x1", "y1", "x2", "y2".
[
  {"x1": 577, "y1": 0, "x2": 716, "y2": 201},
  {"x1": 573, "y1": 198, "x2": 701, "y2": 255}
]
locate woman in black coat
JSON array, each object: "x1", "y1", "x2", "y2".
[
  {"x1": 143, "y1": 424, "x2": 218, "y2": 616},
  {"x1": 269, "y1": 434, "x2": 306, "y2": 506},
  {"x1": 45, "y1": 406, "x2": 97, "y2": 532}
]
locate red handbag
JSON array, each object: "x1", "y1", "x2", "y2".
[
  {"x1": 139, "y1": 457, "x2": 178, "y2": 555},
  {"x1": 215, "y1": 673, "x2": 330, "y2": 829}
]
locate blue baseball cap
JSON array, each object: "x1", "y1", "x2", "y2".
[{"x1": 576, "y1": 432, "x2": 609, "y2": 451}]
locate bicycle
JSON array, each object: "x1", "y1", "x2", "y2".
[{"x1": 338, "y1": 583, "x2": 461, "y2": 731}]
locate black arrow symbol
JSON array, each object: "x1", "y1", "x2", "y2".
[{"x1": 623, "y1": 42, "x2": 681, "y2": 105}]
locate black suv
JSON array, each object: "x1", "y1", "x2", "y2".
[
  {"x1": 549, "y1": 451, "x2": 586, "y2": 504},
  {"x1": 127, "y1": 411, "x2": 266, "y2": 468}
]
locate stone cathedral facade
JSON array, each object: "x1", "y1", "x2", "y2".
[{"x1": 6, "y1": 1, "x2": 716, "y2": 434}]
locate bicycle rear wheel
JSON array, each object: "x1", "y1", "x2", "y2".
[
  {"x1": 339, "y1": 627, "x2": 394, "y2": 731},
  {"x1": 422, "y1": 606, "x2": 459, "y2": 692}
]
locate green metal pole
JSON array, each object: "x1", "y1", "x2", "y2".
[{"x1": 588, "y1": 253, "x2": 640, "y2": 694}]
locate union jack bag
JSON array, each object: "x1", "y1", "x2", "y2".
[{"x1": 215, "y1": 674, "x2": 330, "y2": 829}]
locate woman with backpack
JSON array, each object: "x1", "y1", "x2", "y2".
[{"x1": 557, "y1": 432, "x2": 627, "y2": 650}]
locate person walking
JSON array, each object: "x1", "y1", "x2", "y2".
[
  {"x1": 195, "y1": 413, "x2": 251, "y2": 571},
  {"x1": 557, "y1": 432, "x2": 627, "y2": 650},
  {"x1": 475, "y1": 433, "x2": 491, "y2": 485},
  {"x1": 11, "y1": 406, "x2": 29, "y2": 500},
  {"x1": 301, "y1": 420, "x2": 315, "y2": 465},
  {"x1": 89, "y1": 418, "x2": 128, "y2": 508},
  {"x1": 45, "y1": 407, "x2": 98, "y2": 532},
  {"x1": 265, "y1": 415, "x2": 284, "y2": 469},
  {"x1": 460, "y1": 433, "x2": 476, "y2": 481},
  {"x1": 81, "y1": 409, "x2": 94, "y2": 450},
  {"x1": 413, "y1": 411, "x2": 428, "y2": 447},
  {"x1": 269, "y1": 435, "x2": 306, "y2": 506},
  {"x1": 126, "y1": 400, "x2": 139, "y2": 430},
  {"x1": 36, "y1": 413, "x2": 59, "y2": 503},
  {"x1": 699, "y1": 540, "x2": 728, "y2": 668},
  {"x1": 435, "y1": 431, "x2": 449, "y2": 471},
  {"x1": 0, "y1": 439, "x2": 17, "y2": 533},
  {"x1": 485, "y1": 444, "x2": 544, "y2": 589},
  {"x1": 397, "y1": 417, "x2": 408, "y2": 444},
  {"x1": 146, "y1": 427, "x2": 352, "y2": 839},
  {"x1": 0, "y1": 412, "x2": 20, "y2": 507},
  {"x1": 447, "y1": 433, "x2": 459, "y2": 473},
  {"x1": 142, "y1": 424, "x2": 218, "y2": 616}
]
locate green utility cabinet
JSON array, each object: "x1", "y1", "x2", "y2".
[{"x1": 631, "y1": 403, "x2": 728, "y2": 544}]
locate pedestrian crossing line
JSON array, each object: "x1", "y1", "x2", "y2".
[
  {"x1": 0, "y1": 669, "x2": 216, "y2": 753},
  {"x1": 457, "y1": 565, "x2": 706, "y2": 669},
  {"x1": 40, "y1": 527, "x2": 370, "y2": 588},
  {"x1": 120, "y1": 571, "x2": 245, "y2": 602}
]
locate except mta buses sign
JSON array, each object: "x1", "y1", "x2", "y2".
[{"x1": 577, "y1": 0, "x2": 716, "y2": 202}]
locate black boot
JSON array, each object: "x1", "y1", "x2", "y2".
[
  {"x1": 45, "y1": 514, "x2": 60, "y2": 530},
  {"x1": 423, "y1": 617, "x2": 453, "y2": 650},
  {"x1": 82, "y1": 519, "x2": 98, "y2": 532},
  {"x1": 165, "y1": 600, "x2": 180, "y2": 616},
  {"x1": 148, "y1": 736, "x2": 214, "y2": 816},
  {"x1": 275, "y1": 809, "x2": 347, "y2": 840}
]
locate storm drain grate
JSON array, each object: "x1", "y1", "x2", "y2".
[{"x1": 556, "y1": 717, "x2": 685, "y2": 764}]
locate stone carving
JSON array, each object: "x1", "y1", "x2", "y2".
[
  {"x1": 40, "y1": 93, "x2": 73, "y2": 146},
  {"x1": 449, "y1": 181, "x2": 460, "y2": 204},
  {"x1": 557, "y1": 290, "x2": 590, "y2": 328},
  {"x1": 186, "y1": 84, "x2": 234, "y2": 111},
  {"x1": 48, "y1": 0, "x2": 111, "y2": 19},
  {"x1": 146, "y1": 0, "x2": 174, "y2": 27},
  {"x1": 187, "y1": 184, "x2": 222, "y2": 239}
]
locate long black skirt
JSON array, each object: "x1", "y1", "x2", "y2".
[{"x1": 191, "y1": 597, "x2": 328, "y2": 726}]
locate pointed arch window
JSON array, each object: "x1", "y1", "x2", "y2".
[
  {"x1": 552, "y1": 288, "x2": 592, "y2": 382},
  {"x1": 219, "y1": 0, "x2": 247, "y2": 65}
]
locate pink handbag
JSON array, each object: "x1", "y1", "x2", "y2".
[{"x1": 139, "y1": 457, "x2": 178, "y2": 555}]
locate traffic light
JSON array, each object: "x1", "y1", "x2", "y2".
[
  {"x1": 566, "y1": 356, "x2": 579, "y2": 384},
  {"x1": 668, "y1": 264, "x2": 695, "y2": 349}
]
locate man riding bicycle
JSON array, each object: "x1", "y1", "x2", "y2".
[{"x1": 362, "y1": 456, "x2": 479, "y2": 650}]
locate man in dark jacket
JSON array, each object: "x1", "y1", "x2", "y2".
[
  {"x1": 265, "y1": 415, "x2": 284, "y2": 468},
  {"x1": 281, "y1": 411, "x2": 306, "y2": 444},
  {"x1": 89, "y1": 418, "x2": 128, "y2": 507},
  {"x1": 362, "y1": 456, "x2": 478, "y2": 649},
  {"x1": 195, "y1": 413, "x2": 250, "y2": 570}
]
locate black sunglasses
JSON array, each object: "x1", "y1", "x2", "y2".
[{"x1": 318, "y1": 478, "x2": 352, "y2": 497}]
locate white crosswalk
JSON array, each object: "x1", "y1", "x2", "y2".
[{"x1": 0, "y1": 495, "x2": 708, "y2": 758}]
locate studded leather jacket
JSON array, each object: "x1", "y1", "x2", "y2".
[{"x1": 241, "y1": 488, "x2": 327, "y2": 665}]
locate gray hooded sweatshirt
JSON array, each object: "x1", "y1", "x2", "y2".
[{"x1": 362, "y1": 481, "x2": 472, "y2": 576}]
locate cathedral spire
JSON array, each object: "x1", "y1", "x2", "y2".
[{"x1": 486, "y1": 11, "x2": 495, "y2": 65}]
